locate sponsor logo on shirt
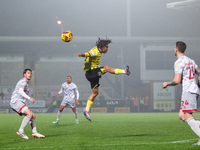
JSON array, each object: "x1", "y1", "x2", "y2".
[{"x1": 65, "y1": 88, "x2": 72, "y2": 92}]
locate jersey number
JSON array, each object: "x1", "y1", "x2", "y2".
[
  {"x1": 181, "y1": 100, "x2": 189, "y2": 106},
  {"x1": 188, "y1": 66, "x2": 195, "y2": 80}
]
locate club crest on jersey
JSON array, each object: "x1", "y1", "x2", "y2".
[
  {"x1": 91, "y1": 51, "x2": 96, "y2": 55},
  {"x1": 98, "y1": 71, "x2": 102, "y2": 77}
]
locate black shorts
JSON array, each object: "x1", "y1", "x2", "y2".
[{"x1": 85, "y1": 67, "x2": 104, "y2": 89}]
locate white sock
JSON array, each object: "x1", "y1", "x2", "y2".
[
  {"x1": 194, "y1": 118, "x2": 200, "y2": 127},
  {"x1": 74, "y1": 111, "x2": 78, "y2": 121},
  {"x1": 122, "y1": 70, "x2": 125, "y2": 73},
  {"x1": 30, "y1": 118, "x2": 37, "y2": 134},
  {"x1": 186, "y1": 117, "x2": 200, "y2": 138},
  {"x1": 19, "y1": 115, "x2": 31, "y2": 133},
  {"x1": 57, "y1": 111, "x2": 62, "y2": 121},
  {"x1": 86, "y1": 107, "x2": 90, "y2": 112}
]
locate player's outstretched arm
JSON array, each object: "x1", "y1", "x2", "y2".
[
  {"x1": 55, "y1": 93, "x2": 59, "y2": 97},
  {"x1": 56, "y1": 87, "x2": 63, "y2": 97},
  {"x1": 163, "y1": 74, "x2": 182, "y2": 88},
  {"x1": 75, "y1": 88, "x2": 80, "y2": 104},
  {"x1": 29, "y1": 98, "x2": 35, "y2": 103},
  {"x1": 195, "y1": 67, "x2": 200, "y2": 88},
  {"x1": 198, "y1": 76, "x2": 200, "y2": 88},
  {"x1": 75, "y1": 99, "x2": 80, "y2": 105},
  {"x1": 75, "y1": 53, "x2": 86, "y2": 57},
  {"x1": 195, "y1": 67, "x2": 200, "y2": 76}
]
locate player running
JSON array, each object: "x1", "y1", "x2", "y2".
[
  {"x1": 75, "y1": 37, "x2": 130, "y2": 121},
  {"x1": 162, "y1": 41, "x2": 200, "y2": 145},
  {"x1": 10, "y1": 69, "x2": 45, "y2": 139},
  {"x1": 52, "y1": 76, "x2": 80, "y2": 124}
]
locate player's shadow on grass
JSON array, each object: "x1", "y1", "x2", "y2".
[
  {"x1": 0, "y1": 139, "x2": 27, "y2": 148},
  {"x1": 44, "y1": 133, "x2": 68, "y2": 137},
  {"x1": 51, "y1": 123, "x2": 76, "y2": 127}
]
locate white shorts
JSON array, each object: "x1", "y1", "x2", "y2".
[
  {"x1": 10, "y1": 101, "x2": 28, "y2": 116},
  {"x1": 181, "y1": 92, "x2": 197, "y2": 113},
  {"x1": 60, "y1": 99, "x2": 76, "y2": 109}
]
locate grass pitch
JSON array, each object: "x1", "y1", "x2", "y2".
[{"x1": 0, "y1": 112, "x2": 200, "y2": 150}]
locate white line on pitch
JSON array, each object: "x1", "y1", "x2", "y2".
[{"x1": 1, "y1": 139, "x2": 198, "y2": 149}]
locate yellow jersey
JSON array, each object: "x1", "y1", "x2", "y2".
[{"x1": 83, "y1": 47, "x2": 102, "y2": 71}]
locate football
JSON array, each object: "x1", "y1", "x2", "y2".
[{"x1": 61, "y1": 31, "x2": 73, "y2": 42}]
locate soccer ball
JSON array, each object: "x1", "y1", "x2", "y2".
[{"x1": 61, "y1": 31, "x2": 73, "y2": 42}]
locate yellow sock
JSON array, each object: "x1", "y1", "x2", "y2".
[
  {"x1": 86, "y1": 100, "x2": 93, "y2": 112},
  {"x1": 115, "y1": 69, "x2": 124, "y2": 74}
]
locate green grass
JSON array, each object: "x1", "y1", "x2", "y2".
[{"x1": 1, "y1": 113, "x2": 200, "y2": 150}]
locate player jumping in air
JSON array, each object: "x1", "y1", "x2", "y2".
[
  {"x1": 10, "y1": 69, "x2": 45, "y2": 139},
  {"x1": 163, "y1": 41, "x2": 200, "y2": 145},
  {"x1": 52, "y1": 76, "x2": 80, "y2": 124},
  {"x1": 75, "y1": 37, "x2": 130, "y2": 121}
]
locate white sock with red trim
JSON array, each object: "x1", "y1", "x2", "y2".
[
  {"x1": 186, "y1": 117, "x2": 200, "y2": 138},
  {"x1": 74, "y1": 111, "x2": 78, "y2": 121},
  {"x1": 194, "y1": 118, "x2": 200, "y2": 127},
  {"x1": 19, "y1": 115, "x2": 31, "y2": 133},
  {"x1": 30, "y1": 118, "x2": 37, "y2": 134},
  {"x1": 57, "y1": 111, "x2": 62, "y2": 121}
]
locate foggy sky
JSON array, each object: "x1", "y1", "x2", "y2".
[
  {"x1": 0, "y1": 0, "x2": 200, "y2": 37},
  {"x1": 0, "y1": 0, "x2": 200, "y2": 101}
]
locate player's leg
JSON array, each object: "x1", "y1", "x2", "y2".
[
  {"x1": 86, "y1": 87, "x2": 98, "y2": 112},
  {"x1": 193, "y1": 94, "x2": 200, "y2": 127},
  {"x1": 179, "y1": 109, "x2": 185, "y2": 122},
  {"x1": 185, "y1": 113, "x2": 200, "y2": 145},
  {"x1": 24, "y1": 108, "x2": 37, "y2": 134},
  {"x1": 67, "y1": 101, "x2": 79, "y2": 123},
  {"x1": 83, "y1": 69, "x2": 103, "y2": 121},
  {"x1": 53, "y1": 106, "x2": 64, "y2": 124},
  {"x1": 23, "y1": 108, "x2": 45, "y2": 138},
  {"x1": 182, "y1": 92, "x2": 200, "y2": 145},
  {"x1": 103, "y1": 63, "x2": 130, "y2": 75},
  {"x1": 194, "y1": 118, "x2": 200, "y2": 127},
  {"x1": 185, "y1": 113, "x2": 200, "y2": 144},
  {"x1": 83, "y1": 87, "x2": 99, "y2": 121},
  {"x1": 179, "y1": 108, "x2": 200, "y2": 125},
  {"x1": 16, "y1": 107, "x2": 34, "y2": 139},
  {"x1": 72, "y1": 108, "x2": 79, "y2": 124},
  {"x1": 30, "y1": 117, "x2": 37, "y2": 134},
  {"x1": 10, "y1": 102, "x2": 30, "y2": 139}
]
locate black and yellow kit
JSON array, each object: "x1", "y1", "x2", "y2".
[{"x1": 83, "y1": 47, "x2": 104, "y2": 89}]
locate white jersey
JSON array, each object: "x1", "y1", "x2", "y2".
[
  {"x1": 10, "y1": 78, "x2": 30, "y2": 103},
  {"x1": 174, "y1": 55, "x2": 199, "y2": 94},
  {"x1": 58, "y1": 82, "x2": 79, "y2": 101}
]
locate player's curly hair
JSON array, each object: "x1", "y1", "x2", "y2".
[{"x1": 96, "y1": 37, "x2": 112, "y2": 49}]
